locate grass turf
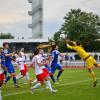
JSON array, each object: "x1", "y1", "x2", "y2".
[{"x1": 2, "y1": 68, "x2": 100, "y2": 100}]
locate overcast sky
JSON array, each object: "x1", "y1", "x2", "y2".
[{"x1": 0, "y1": 0, "x2": 100, "y2": 39}]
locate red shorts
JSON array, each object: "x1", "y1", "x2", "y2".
[
  {"x1": 24, "y1": 64, "x2": 28, "y2": 72},
  {"x1": 0, "y1": 73, "x2": 4, "y2": 81},
  {"x1": 36, "y1": 72, "x2": 49, "y2": 82},
  {"x1": 20, "y1": 69, "x2": 26, "y2": 76},
  {"x1": 42, "y1": 68, "x2": 49, "y2": 75}
]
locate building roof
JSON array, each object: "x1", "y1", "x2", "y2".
[{"x1": 0, "y1": 39, "x2": 48, "y2": 46}]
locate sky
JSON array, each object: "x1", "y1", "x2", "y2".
[{"x1": 0, "y1": 0, "x2": 100, "y2": 39}]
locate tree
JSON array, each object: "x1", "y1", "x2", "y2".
[
  {"x1": 52, "y1": 9, "x2": 100, "y2": 51},
  {"x1": 0, "y1": 33, "x2": 14, "y2": 39}
]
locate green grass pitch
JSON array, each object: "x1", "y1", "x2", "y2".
[{"x1": 2, "y1": 68, "x2": 100, "y2": 100}]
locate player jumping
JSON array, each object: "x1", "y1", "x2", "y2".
[
  {"x1": 50, "y1": 45, "x2": 64, "y2": 83},
  {"x1": 67, "y1": 40, "x2": 100, "y2": 87}
]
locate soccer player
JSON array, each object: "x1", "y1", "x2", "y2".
[
  {"x1": 0, "y1": 47, "x2": 7, "y2": 100},
  {"x1": 20, "y1": 48, "x2": 30, "y2": 84},
  {"x1": 0, "y1": 47, "x2": 7, "y2": 78},
  {"x1": 29, "y1": 49, "x2": 51, "y2": 87},
  {"x1": 3, "y1": 43, "x2": 19, "y2": 88},
  {"x1": 15, "y1": 51, "x2": 29, "y2": 83},
  {"x1": 67, "y1": 40, "x2": 100, "y2": 87},
  {"x1": 30, "y1": 49, "x2": 57, "y2": 93},
  {"x1": 50, "y1": 45, "x2": 64, "y2": 83}
]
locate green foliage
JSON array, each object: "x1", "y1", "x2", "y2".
[
  {"x1": 0, "y1": 32, "x2": 14, "y2": 39},
  {"x1": 52, "y1": 9, "x2": 100, "y2": 52}
]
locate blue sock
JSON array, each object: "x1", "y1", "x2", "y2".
[
  {"x1": 3, "y1": 71, "x2": 7, "y2": 78},
  {"x1": 5, "y1": 76, "x2": 10, "y2": 83},
  {"x1": 13, "y1": 77, "x2": 17, "y2": 85},
  {"x1": 50, "y1": 75, "x2": 55, "y2": 83},
  {"x1": 57, "y1": 71, "x2": 63, "y2": 80}
]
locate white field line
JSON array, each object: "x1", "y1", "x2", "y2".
[{"x1": 2, "y1": 78, "x2": 100, "y2": 97}]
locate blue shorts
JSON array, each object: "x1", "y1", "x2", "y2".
[
  {"x1": 6, "y1": 63, "x2": 15, "y2": 73},
  {"x1": 45, "y1": 65, "x2": 51, "y2": 73},
  {"x1": 51, "y1": 63, "x2": 62, "y2": 73}
]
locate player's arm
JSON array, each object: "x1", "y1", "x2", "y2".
[
  {"x1": 66, "y1": 41, "x2": 76, "y2": 50},
  {"x1": 67, "y1": 44, "x2": 73, "y2": 49},
  {"x1": 0, "y1": 59, "x2": 7, "y2": 71},
  {"x1": 30, "y1": 58, "x2": 35, "y2": 68},
  {"x1": 5, "y1": 53, "x2": 12, "y2": 57}
]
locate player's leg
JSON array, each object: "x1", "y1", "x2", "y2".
[
  {"x1": 26, "y1": 72, "x2": 30, "y2": 80},
  {"x1": 43, "y1": 71, "x2": 58, "y2": 93},
  {"x1": 50, "y1": 64, "x2": 56, "y2": 83},
  {"x1": 50, "y1": 72, "x2": 56, "y2": 83},
  {"x1": 30, "y1": 74, "x2": 44, "y2": 94},
  {"x1": 16, "y1": 72, "x2": 23, "y2": 80},
  {"x1": 56, "y1": 64, "x2": 64, "y2": 81},
  {"x1": 0, "y1": 74, "x2": 4, "y2": 100},
  {"x1": 24, "y1": 64, "x2": 30, "y2": 83},
  {"x1": 0, "y1": 80, "x2": 3, "y2": 100},
  {"x1": 94, "y1": 63, "x2": 100, "y2": 68},
  {"x1": 3, "y1": 70, "x2": 7, "y2": 78},
  {"x1": 86, "y1": 57, "x2": 97, "y2": 87},
  {"x1": 2, "y1": 63, "x2": 8, "y2": 78},
  {"x1": 88, "y1": 68, "x2": 97, "y2": 87}
]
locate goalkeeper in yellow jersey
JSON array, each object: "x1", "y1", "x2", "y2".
[{"x1": 66, "y1": 40, "x2": 100, "y2": 87}]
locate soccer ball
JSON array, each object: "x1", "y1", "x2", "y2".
[{"x1": 60, "y1": 34, "x2": 67, "y2": 39}]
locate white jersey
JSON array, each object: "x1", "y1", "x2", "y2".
[
  {"x1": 16, "y1": 57, "x2": 25, "y2": 71},
  {"x1": 20, "y1": 52, "x2": 26, "y2": 62},
  {"x1": 31, "y1": 55, "x2": 43, "y2": 75}
]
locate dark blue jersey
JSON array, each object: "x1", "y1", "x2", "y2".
[
  {"x1": 3, "y1": 49, "x2": 12, "y2": 64},
  {"x1": 51, "y1": 50, "x2": 60, "y2": 64}
]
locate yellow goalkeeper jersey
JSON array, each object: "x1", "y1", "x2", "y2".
[{"x1": 67, "y1": 44, "x2": 89, "y2": 60}]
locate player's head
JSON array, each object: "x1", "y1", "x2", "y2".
[
  {"x1": 21, "y1": 48, "x2": 24, "y2": 52},
  {"x1": 3, "y1": 42, "x2": 9, "y2": 49},
  {"x1": 51, "y1": 45, "x2": 59, "y2": 51},
  {"x1": 39, "y1": 49, "x2": 44, "y2": 55},
  {"x1": 34, "y1": 49, "x2": 39, "y2": 56},
  {"x1": 17, "y1": 50, "x2": 22, "y2": 57},
  {"x1": 76, "y1": 41, "x2": 81, "y2": 46},
  {"x1": 68, "y1": 41, "x2": 75, "y2": 46}
]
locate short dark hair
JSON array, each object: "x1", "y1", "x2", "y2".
[
  {"x1": 34, "y1": 49, "x2": 39, "y2": 55},
  {"x1": 51, "y1": 45, "x2": 57, "y2": 52},
  {"x1": 3, "y1": 42, "x2": 9, "y2": 47},
  {"x1": 76, "y1": 41, "x2": 81, "y2": 46}
]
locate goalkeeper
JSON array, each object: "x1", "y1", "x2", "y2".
[{"x1": 66, "y1": 40, "x2": 100, "y2": 87}]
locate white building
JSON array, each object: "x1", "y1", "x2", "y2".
[{"x1": 28, "y1": 0, "x2": 43, "y2": 38}]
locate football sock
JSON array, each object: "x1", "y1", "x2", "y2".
[
  {"x1": 89, "y1": 71, "x2": 96, "y2": 82},
  {"x1": 5, "y1": 76, "x2": 11, "y2": 83},
  {"x1": 46, "y1": 80, "x2": 53, "y2": 92},
  {"x1": 3, "y1": 71, "x2": 7, "y2": 78},
  {"x1": 26, "y1": 72, "x2": 30, "y2": 80},
  {"x1": 16, "y1": 73, "x2": 23, "y2": 80},
  {"x1": 32, "y1": 79, "x2": 37, "y2": 85},
  {"x1": 50, "y1": 75, "x2": 55, "y2": 83},
  {"x1": 57, "y1": 71, "x2": 63, "y2": 80},
  {"x1": 13, "y1": 77, "x2": 17, "y2": 85},
  {"x1": 32, "y1": 83, "x2": 41, "y2": 89}
]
